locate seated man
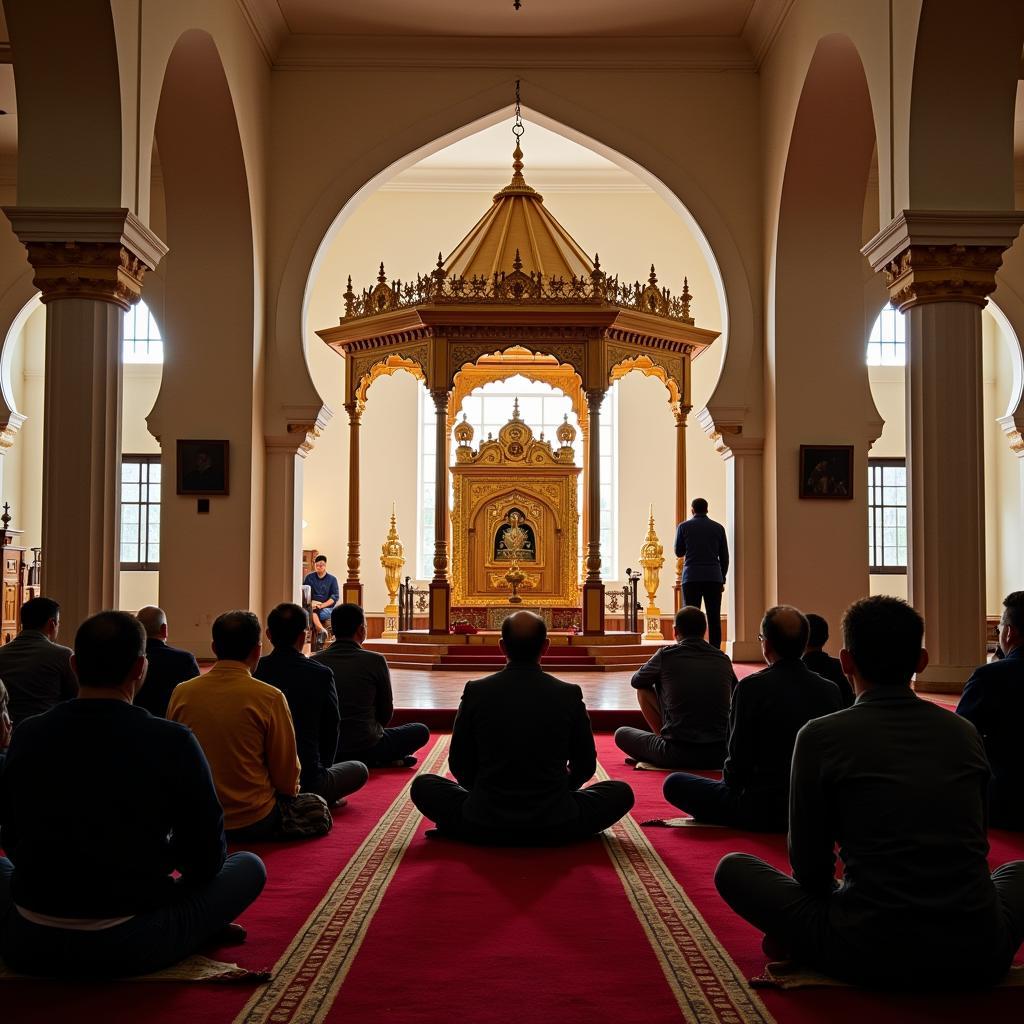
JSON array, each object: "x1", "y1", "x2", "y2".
[
  {"x1": 957, "y1": 590, "x2": 1024, "y2": 829},
  {"x1": 614, "y1": 606, "x2": 736, "y2": 769},
  {"x1": 715, "y1": 596, "x2": 1024, "y2": 989},
  {"x1": 168, "y1": 610, "x2": 304, "y2": 841},
  {"x1": 134, "y1": 605, "x2": 201, "y2": 718},
  {"x1": 411, "y1": 611, "x2": 634, "y2": 845},
  {"x1": 663, "y1": 606, "x2": 841, "y2": 832},
  {"x1": 0, "y1": 597, "x2": 77, "y2": 728},
  {"x1": 255, "y1": 603, "x2": 369, "y2": 806},
  {"x1": 0, "y1": 611, "x2": 265, "y2": 978},
  {"x1": 802, "y1": 613, "x2": 854, "y2": 708},
  {"x1": 302, "y1": 554, "x2": 339, "y2": 642},
  {"x1": 313, "y1": 603, "x2": 429, "y2": 768}
]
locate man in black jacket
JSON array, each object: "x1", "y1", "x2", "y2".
[
  {"x1": 254, "y1": 603, "x2": 368, "y2": 805},
  {"x1": 0, "y1": 611, "x2": 266, "y2": 978},
  {"x1": 716, "y1": 596, "x2": 1024, "y2": 989},
  {"x1": 802, "y1": 613, "x2": 855, "y2": 708},
  {"x1": 411, "y1": 611, "x2": 634, "y2": 844},
  {"x1": 674, "y1": 498, "x2": 729, "y2": 649},
  {"x1": 663, "y1": 605, "x2": 841, "y2": 831},
  {"x1": 957, "y1": 590, "x2": 1024, "y2": 829},
  {"x1": 134, "y1": 606, "x2": 201, "y2": 717}
]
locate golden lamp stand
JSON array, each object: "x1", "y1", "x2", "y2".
[
  {"x1": 379, "y1": 505, "x2": 405, "y2": 639},
  {"x1": 639, "y1": 506, "x2": 665, "y2": 640}
]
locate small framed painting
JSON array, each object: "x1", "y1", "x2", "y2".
[
  {"x1": 799, "y1": 445, "x2": 853, "y2": 500},
  {"x1": 177, "y1": 439, "x2": 229, "y2": 496}
]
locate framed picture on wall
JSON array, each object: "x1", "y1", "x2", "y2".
[
  {"x1": 177, "y1": 439, "x2": 229, "y2": 496},
  {"x1": 799, "y1": 445, "x2": 853, "y2": 500}
]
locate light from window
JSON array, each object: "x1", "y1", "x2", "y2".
[
  {"x1": 124, "y1": 299, "x2": 163, "y2": 364},
  {"x1": 417, "y1": 375, "x2": 619, "y2": 581},
  {"x1": 868, "y1": 458, "x2": 906, "y2": 572},
  {"x1": 866, "y1": 302, "x2": 905, "y2": 366},
  {"x1": 121, "y1": 454, "x2": 160, "y2": 569}
]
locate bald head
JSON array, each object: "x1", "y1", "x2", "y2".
[
  {"x1": 136, "y1": 605, "x2": 168, "y2": 640},
  {"x1": 500, "y1": 610, "x2": 549, "y2": 664},
  {"x1": 761, "y1": 605, "x2": 809, "y2": 663}
]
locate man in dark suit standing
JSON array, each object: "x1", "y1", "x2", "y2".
[
  {"x1": 674, "y1": 498, "x2": 729, "y2": 649},
  {"x1": 957, "y1": 591, "x2": 1024, "y2": 829},
  {"x1": 134, "y1": 606, "x2": 201, "y2": 718},
  {"x1": 411, "y1": 611, "x2": 634, "y2": 844},
  {"x1": 663, "y1": 605, "x2": 841, "y2": 831},
  {"x1": 716, "y1": 596, "x2": 1024, "y2": 989}
]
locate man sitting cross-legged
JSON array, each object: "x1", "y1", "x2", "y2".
[
  {"x1": 254, "y1": 603, "x2": 369, "y2": 806},
  {"x1": 802, "y1": 613, "x2": 855, "y2": 708},
  {"x1": 0, "y1": 611, "x2": 266, "y2": 978},
  {"x1": 663, "y1": 605, "x2": 841, "y2": 831},
  {"x1": 411, "y1": 611, "x2": 634, "y2": 845},
  {"x1": 169, "y1": 611, "x2": 308, "y2": 842},
  {"x1": 715, "y1": 596, "x2": 1024, "y2": 990},
  {"x1": 614, "y1": 606, "x2": 736, "y2": 770},
  {"x1": 134, "y1": 605, "x2": 201, "y2": 718},
  {"x1": 312, "y1": 603, "x2": 429, "y2": 769}
]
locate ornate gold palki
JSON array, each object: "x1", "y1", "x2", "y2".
[
  {"x1": 317, "y1": 139, "x2": 719, "y2": 635},
  {"x1": 451, "y1": 403, "x2": 579, "y2": 609}
]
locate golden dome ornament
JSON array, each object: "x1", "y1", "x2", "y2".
[
  {"x1": 556, "y1": 413, "x2": 577, "y2": 447},
  {"x1": 453, "y1": 413, "x2": 475, "y2": 447}
]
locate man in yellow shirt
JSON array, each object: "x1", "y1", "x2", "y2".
[{"x1": 168, "y1": 611, "x2": 302, "y2": 841}]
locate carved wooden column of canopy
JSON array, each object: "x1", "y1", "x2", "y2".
[{"x1": 317, "y1": 141, "x2": 719, "y2": 635}]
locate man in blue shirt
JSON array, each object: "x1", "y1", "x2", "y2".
[
  {"x1": 957, "y1": 591, "x2": 1024, "y2": 829},
  {"x1": 303, "y1": 554, "x2": 340, "y2": 641},
  {"x1": 674, "y1": 498, "x2": 729, "y2": 649}
]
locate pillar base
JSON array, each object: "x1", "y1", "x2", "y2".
[
  {"x1": 342, "y1": 581, "x2": 364, "y2": 607},
  {"x1": 726, "y1": 639, "x2": 763, "y2": 663},
  {"x1": 582, "y1": 580, "x2": 605, "y2": 635},
  {"x1": 643, "y1": 606, "x2": 664, "y2": 640},
  {"x1": 429, "y1": 580, "x2": 451, "y2": 634},
  {"x1": 382, "y1": 602, "x2": 399, "y2": 639}
]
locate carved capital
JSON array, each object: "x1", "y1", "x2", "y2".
[
  {"x1": 697, "y1": 404, "x2": 763, "y2": 459},
  {"x1": 673, "y1": 403, "x2": 693, "y2": 427},
  {"x1": 430, "y1": 388, "x2": 450, "y2": 415},
  {"x1": 0, "y1": 411, "x2": 26, "y2": 451},
  {"x1": 998, "y1": 413, "x2": 1024, "y2": 457},
  {"x1": 2, "y1": 207, "x2": 167, "y2": 311},
  {"x1": 863, "y1": 210, "x2": 1024, "y2": 313},
  {"x1": 585, "y1": 387, "x2": 607, "y2": 414},
  {"x1": 344, "y1": 400, "x2": 363, "y2": 425}
]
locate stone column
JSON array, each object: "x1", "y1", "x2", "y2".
[
  {"x1": 582, "y1": 387, "x2": 606, "y2": 634},
  {"x1": 673, "y1": 404, "x2": 691, "y2": 612},
  {"x1": 864, "y1": 210, "x2": 1024, "y2": 691},
  {"x1": 343, "y1": 401, "x2": 364, "y2": 607},
  {"x1": 3, "y1": 208, "x2": 165, "y2": 632},
  {"x1": 429, "y1": 388, "x2": 451, "y2": 634}
]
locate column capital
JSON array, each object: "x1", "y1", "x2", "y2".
[
  {"x1": 998, "y1": 413, "x2": 1024, "y2": 458},
  {"x1": 2, "y1": 207, "x2": 168, "y2": 311},
  {"x1": 429, "y1": 387, "x2": 450, "y2": 413},
  {"x1": 862, "y1": 209, "x2": 1024, "y2": 313},
  {"x1": 343, "y1": 400, "x2": 363, "y2": 424},
  {"x1": 696, "y1": 404, "x2": 763, "y2": 458},
  {"x1": 673, "y1": 403, "x2": 692, "y2": 426},
  {"x1": 585, "y1": 386, "x2": 607, "y2": 411}
]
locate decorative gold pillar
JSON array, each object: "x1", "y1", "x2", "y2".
[
  {"x1": 863, "y1": 210, "x2": 1024, "y2": 691},
  {"x1": 343, "y1": 401, "x2": 363, "y2": 607},
  {"x1": 639, "y1": 506, "x2": 665, "y2": 639},
  {"x1": 673, "y1": 404, "x2": 691, "y2": 612},
  {"x1": 379, "y1": 505, "x2": 405, "y2": 639},
  {"x1": 429, "y1": 388, "x2": 451, "y2": 634},
  {"x1": 3, "y1": 208, "x2": 166, "y2": 633},
  {"x1": 583, "y1": 387, "x2": 606, "y2": 634}
]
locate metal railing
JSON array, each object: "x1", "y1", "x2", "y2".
[
  {"x1": 398, "y1": 577, "x2": 426, "y2": 632},
  {"x1": 604, "y1": 568, "x2": 641, "y2": 632}
]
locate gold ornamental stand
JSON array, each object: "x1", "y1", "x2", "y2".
[
  {"x1": 639, "y1": 506, "x2": 665, "y2": 640},
  {"x1": 379, "y1": 505, "x2": 405, "y2": 639}
]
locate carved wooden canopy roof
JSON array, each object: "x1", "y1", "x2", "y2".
[{"x1": 316, "y1": 145, "x2": 720, "y2": 413}]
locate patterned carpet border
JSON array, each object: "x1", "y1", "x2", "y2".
[
  {"x1": 597, "y1": 763, "x2": 776, "y2": 1024},
  {"x1": 233, "y1": 736, "x2": 450, "y2": 1024}
]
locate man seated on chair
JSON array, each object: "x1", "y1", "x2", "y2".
[
  {"x1": 0, "y1": 611, "x2": 266, "y2": 978},
  {"x1": 302, "y1": 555, "x2": 339, "y2": 643},
  {"x1": 312, "y1": 603, "x2": 430, "y2": 769},
  {"x1": 802, "y1": 613, "x2": 855, "y2": 708},
  {"x1": 411, "y1": 611, "x2": 634, "y2": 845},
  {"x1": 255, "y1": 603, "x2": 369, "y2": 806},
  {"x1": 662, "y1": 606, "x2": 841, "y2": 832},
  {"x1": 715, "y1": 596, "x2": 1024, "y2": 989},
  {"x1": 613, "y1": 606, "x2": 736, "y2": 770},
  {"x1": 957, "y1": 590, "x2": 1024, "y2": 830},
  {"x1": 168, "y1": 611, "x2": 306, "y2": 842},
  {"x1": 0, "y1": 597, "x2": 77, "y2": 728},
  {"x1": 134, "y1": 605, "x2": 201, "y2": 718}
]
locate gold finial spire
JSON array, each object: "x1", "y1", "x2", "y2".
[{"x1": 512, "y1": 396, "x2": 521, "y2": 420}]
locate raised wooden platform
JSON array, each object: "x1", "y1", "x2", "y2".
[{"x1": 363, "y1": 630, "x2": 665, "y2": 672}]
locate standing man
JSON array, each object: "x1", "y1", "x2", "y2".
[
  {"x1": 134, "y1": 606, "x2": 201, "y2": 718},
  {"x1": 674, "y1": 498, "x2": 729, "y2": 650},
  {"x1": 303, "y1": 555, "x2": 339, "y2": 644}
]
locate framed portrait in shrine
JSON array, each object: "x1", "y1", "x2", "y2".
[
  {"x1": 177, "y1": 439, "x2": 229, "y2": 496},
  {"x1": 799, "y1": 445, "x2": 853, "y2": 500}
]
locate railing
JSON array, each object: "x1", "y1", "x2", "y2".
[
  {"x1": 604, "y1": 568, "x2": 641, "y2": 633},
  {"x1": 398, "y1": 577, "x2": 426, "y2": 632}
]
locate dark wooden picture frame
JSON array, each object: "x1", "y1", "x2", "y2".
[
  {"x1": 176, "y1": 439, "x2": 229, "y2": 496},
  {"x1": 799, "y1": 445, "x2": 854, "y2": 500}
]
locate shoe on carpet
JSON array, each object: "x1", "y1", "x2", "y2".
[
  {"x1": 624, "y1": 756, "x2": 638, "y2": 766},
  {"x1": 331, "y1": 797, "x2": 348, "y2": 809},
  {"x1": 389, "y1": 756, "x2": 418, "y2": 768},
  {"x1": 209, "y1": 922, "x2": 247, "y2": 946}
]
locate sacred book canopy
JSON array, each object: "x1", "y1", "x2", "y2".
[{"x1": 318, "y1": 123, "x2": 719, "y2": 637}]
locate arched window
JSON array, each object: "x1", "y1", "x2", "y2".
[
  {"x1": 866, "y1": 302, "x2": 905, "y2": 365},
  {"x1": 124, "y1": 299, "x2": 163, "y2": 363},
  {"x1": 417, "y1": 375, "x2": 618, "y2": 580}
]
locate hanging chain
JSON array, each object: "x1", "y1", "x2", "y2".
[{"x1": 513, "y1": 78, "x2": 524, "y2": 145}]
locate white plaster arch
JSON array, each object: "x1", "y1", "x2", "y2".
[
  {"x1": 986, "y1": 299, "x2": 1024, "y2": 431},
  {"x1": 0, "y1": 285, "x2": 40, "y2": 431}
]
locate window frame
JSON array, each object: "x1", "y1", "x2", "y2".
[
  {"x1": 120, "y1": 453, "x2": 161, "y2": 571},
  {"x1": 867, "y1": 456, "x2": 907, "y2": 575}
]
